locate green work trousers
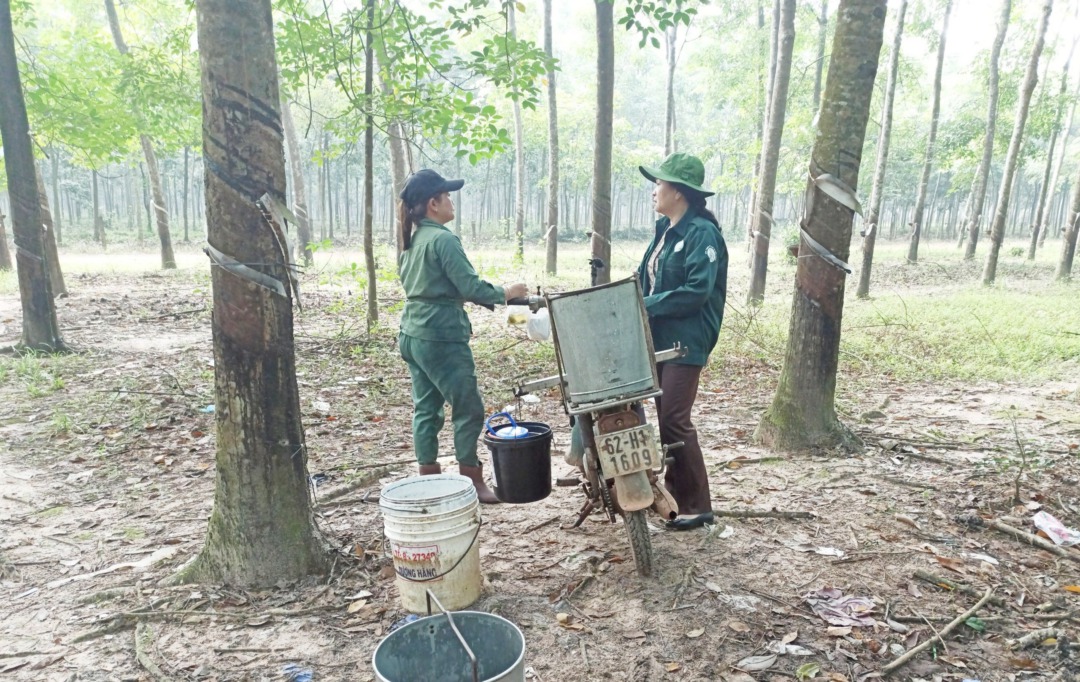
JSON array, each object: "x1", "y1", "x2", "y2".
[{"x1": 399, "y1": 333, "x2": 485, "y2": 467}]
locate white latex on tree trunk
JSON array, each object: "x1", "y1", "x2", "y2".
[{"x1": 755, "y1": 0, "x2": 886, "y2": 453}]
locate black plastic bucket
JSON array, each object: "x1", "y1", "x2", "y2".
[{"x1": 483, "y1": 422, "x2": 552, "y2": 503}]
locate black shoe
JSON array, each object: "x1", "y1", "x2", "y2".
[{"x1": 665, "y1": 512, "x2": 714, "y2": 531}]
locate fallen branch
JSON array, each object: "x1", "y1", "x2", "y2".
[
  {"x1": 874, "y1": 475, "x2": 937, "y2": 490},
  {"x1": 881, "y1": 588, "x2": 995, "y2": 676},
  {"x1": 711, "y1": 509, "x2": 813, "y2": 520},
  {"x1": 987, "y1": 519, "x2": 1080, "y2": 565},
  {"x1": 134, "y1": 622, "x2": 169, "y2": 681},
  {"x1": 318, "y1": 464, "x2": 403, "y2": 502},
  {"x1": 1008, "y1": 627, "x2": 1065, "y2": 650},
  {"x1": 524, "y1": 516, "x2": 559, "y2": 534},
  {"x1": 719, "y1": 457, "x2": 786, "y2": 468},
  {"x1": 913, "y1": 570, "x2": 1007, "y2": 607},
  {"x1": 0, "y1": 650, "x2": 62, "y2": 661}
]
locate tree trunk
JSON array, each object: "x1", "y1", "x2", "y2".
[
  {"x1": 104, "y1": 0, "x2": 175, "y2": 269},
  {"x1": 177, "y1": 0, "x2": 327, "y2": 587},
  {"x1": 907, "y1": 0, "x2": 952, "y2": 263},
  {"x1": 962, "y1": 0, "x2": 1010, "y2": 258},
  {"x1": 364, "y1": 0, "x2": 377, "y2": 330},
  {"x1": 280, "y1": 98, "x2": 313, "y2": 265},
  {"x1": 183, "y1": 146, "x2": 190, "y2": 242},
  {"x1": 664, "y1": 25, "x2": 677, "y2": 155},
  {"x1": 983, "y1": 0, "x2": 1052, "y2": 285},
  {"x1": 140, "y1": 163, "x2": 150, "y2": 242},
  {"x1": 747, "y1": 0, "x2": 795, "y2": 305},
  {"x1": 746, "y1": 0, "x2": 780, "y2": 246},
  {"x1": 590, "y1": 0, "x2": 614, "y2": 285},
  {"x1": 36, "y1": 166, "x2": 66, "y2": 297},
  {"x1": 1058, "y1": 168, "x2": 1080, "y2": 280},
  {"x1": 0, "y1": 209, "x2": 10, "y2": 270},
  {"x1": 755, "y1": 0, "x2": 885, "y2": 452},
  {"x1": 93, "y1": 170, "x2": 106, "y2": 247},
  {"x1": 1030, "y1": 41, "x2": 1075, "y2": 257},
  {"x1": 1042, "y1": 80, "x2": 1078, "y2": 247},
  {"x1": 544, "y1": 0, "x2": 559, "y2": 275},
  {"x1": 812, "y1": 0, "x2": 828, "y2": 112},
  {"x1": 509, "y1": 2, "x2": 526, "y2": 263},
  {"x1": 50, "y1": 150, "x2": 62, "y2": 246},
  {"x1": 856, "y1": 0, "x2": 906, "y2": 299},
  {"x1": 0, "y1": 0, "x2": 65, "y2": 351}
]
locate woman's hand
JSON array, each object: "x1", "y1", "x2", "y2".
[{"x1": 503, "y1": 282, "x2": 529, "y2": 302}]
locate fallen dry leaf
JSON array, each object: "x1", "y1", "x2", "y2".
[
  {"x1": 1064, "y1": 585, "x2": 1080, "y2": 594},
  {"x1": 665, "y1": 662, "x2": 681, "y2": 672},
  {"x1": 781, "y1": 631, "x2": 798, "y2": 644},
  {"x1": 735, "y1": 653, "x2": 776, "y2": 672},
  {"x1": 728, "y1": 621, "x2": 750, "y2": 633},
  {"x1": 827, "y1": 626, "x2": 852, "y2": 637},
  {"x1": 687, "y1": 628, "x2": 705, "y2": 639},
  {"x1": 935, "y1": 555, "x2": 967, "y2": 574},
  {"x1": 623, "y1": 630, "x2": 647, "y2": 640}
]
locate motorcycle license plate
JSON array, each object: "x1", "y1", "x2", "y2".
[{"x1": 597, "y1": 425, "x2": 658, "y2": 478}]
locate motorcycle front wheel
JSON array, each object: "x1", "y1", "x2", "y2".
[{"x1": 623, "y1": 509, "x2": 654, "y2": 577}]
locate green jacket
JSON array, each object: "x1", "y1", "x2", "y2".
[
  {"x1": 636, "y1": 210, "x2": 728, "y2": 366},
  {"x1": 398, "y1": 219, "x2": 505, "y2": 343}
]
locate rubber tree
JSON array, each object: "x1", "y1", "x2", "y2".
[
  {"x1": 746, "y1": 0, "x2": 780, "y2": 245},
  {"x1": 591, "y1": 0, "x2": 614, "y2": 285},
  {"x1": 36, "y1": 167, "x2": 66, "y2": 297},
  {"x1": 983, "y1": 0, "x2": 1053, "y2": 286},
  {"x1": 0, "y1": 210, "x2": 11, "y2": 270},
  {"x1": 812, "y1": 0, "x2": 828, "y2": 111},
  {"x1": 664, "y1": 25, "x2": 677, "y2": 155},
  {"x1": 364, "y1": 0, "x2": 377, "y2": 330},
  {"x1": 1029, "y1": 38, "x2": 1076, "y2": 258},
  {"x1": 755, "y1": 0, "x2": 885, "y2": 452},
  {"x1": 280, "y1": 98, "x2": 314, "y2": 266},
  {"x1": 856, "y1": 0, "x2": 907, "y2": 299},
  {"x1": 0, "y1": 0, "x2": 66, "y2": 352},
  {"x1": 103, "y1": 0, "x2": 176, "y2": 270},
  {"x1": 746, "y1": 0, "x2": 795, "y2": 305},
  {"x1": 509, "y1": 1, "x2": 526, "y2": 263},
  {"x1": 543, "y1": 0, "x2": 559, "y2": 275},
  {"x1": 178, "y1": 0, "x2": 327, "y2": 586},
  {"x1": 1059, "y1": 169, "x2": 1080, "y2": 280},
  {"x1": 1041, "y1": 79, "x2": 1079, "y2": 247},
  {"x1": 963, "y1": 0, "x2": 1011, "y2": 259},
  {"x1": 906, "y1": 0, "x2": 952, "y2": 263}
]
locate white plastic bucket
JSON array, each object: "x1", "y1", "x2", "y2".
[{"x1": 380, "y1": 474, "x2": 482, "y2": 613}]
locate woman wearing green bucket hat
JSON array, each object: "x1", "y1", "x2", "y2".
[{"x1": 636, "y1": 152, "x2": 728, "y2": 530}]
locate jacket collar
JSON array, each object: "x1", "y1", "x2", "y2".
[
  {"x1": 654, "y1": 207, "x2": 698, "y2": 239},
  {"x1": 418, "y1": 218, "x2": 448, "y2": 231}
]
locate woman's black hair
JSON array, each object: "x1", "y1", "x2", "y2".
[
  {"x1": 673, "y1": 182, "x2": 720, "y2": 228},
  {"x1": 398, "y1": 198, "x2": 433, "y2": 250}
]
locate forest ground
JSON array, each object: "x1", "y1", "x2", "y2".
[{"x1": 0, "y1": 236, "x2": 1078, "y2": 682}]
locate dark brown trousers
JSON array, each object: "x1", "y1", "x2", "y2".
[{"x1": 656, "y1": 363, "x2": 712, "y2": 516}]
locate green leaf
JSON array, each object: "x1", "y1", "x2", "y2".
[
  {"x1": 650, "y1": 36, "x2": 660, "y2": 49},
  {"x1": 795, "y1": 663, "x2": 820, "y2": 681},
  {"x1": 965, "y1": 617, "x2": 986, "y2": 632}
]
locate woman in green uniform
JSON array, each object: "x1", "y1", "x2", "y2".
[
  {"x1": 397, "y1": 169, "x2": 527, "y2": 503},
  {"x1": 636, "y1": 153, "x2": 727, "y2": 530}
]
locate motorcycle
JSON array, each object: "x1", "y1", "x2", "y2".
[{"x1": 508, "y1": 274, "x2": 683, "y2": 577}]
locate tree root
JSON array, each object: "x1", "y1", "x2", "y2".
[
  {"x1": 134, "y1": 622, "x2": 170, "y2": 681},
  {"x1": 318, "y1": 464, "x2": 401, "y2": 502},
  {"x1": 881, "y1": 588, "x2": 995, "y2": 676},
  {"x1": 1008, "y1": 627, "x2": 1065, "y2": 650}
]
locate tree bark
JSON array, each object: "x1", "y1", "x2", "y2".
[
  {"x1": 856, "y1": 0, "x2": 906, "y2": 299},
  {"x1": 509, "y1": 2, "x2": 525, "y2": 263},
  {"x1": 907, "y1": 0, "x2": 951, "y2": 263},
  {"x1": 962, "y1": 0, "x2": 1010, "y2": 258},
  {"x1": 1058, "y1": 168, "x2": 1080, "y2": 280},
  {"x1": 92, "y1": 170, "x2": 106, "y2": 247},
  {"x1": 183, "y1": 146, "x2": 190, "y2": 242},
  {"x1": 0, "y1": 0, "x2": 65, "y2": 351},
  {"x1": 746, "y1": 0, "x2": 780, "y2": 246},
  {"x1": 664, "y1": 25, "x2": 677, "y2": 155},
  {"x1": 543, "y1": 0, "x2": 559, "y2": 274},
  {"x1": 36, "y1": 166, "x2": 66, "y2": 297},
  {"x1": 178, "y1": 0, "x2": 327, "y2": 587},
  {"x1": 280, "y1": 98, "x2": 313, "y2": 266},
  {"x1": 747, "y1": 0, "x2": 795, "y2": 305},
  {"x1": 590, "y1": 0, "x2": 614, "y2": 285},
  {"x1": 983, "y1": 0, "x2": 1052, "y2": 285},
  {"x1": 755, "y1": 0, "x2": 885, "y2": 452},
  {"x1": 364, "y1": 0, "x2": 377, "y2": 330},
  {"x1": 104, "y1": 0, "x2": 176, "y2": 269},
  {"x1": 1042, "y1": 80, "x2": 1078, "y2": 247}
]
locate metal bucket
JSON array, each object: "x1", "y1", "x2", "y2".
[
  {"x1": 547, "y1": 276, "x2": 658, "y2": 407},
  {"x1": 372, "y1": 591, "x2": 525, "y2": 682}
]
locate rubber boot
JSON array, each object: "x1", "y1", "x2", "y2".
[
  {"x1": 458, "y1": 464, "x2": 500, "y2": 504},
  {"x1": 418, "y1": 463, "x2": 442, "y2": 476}
]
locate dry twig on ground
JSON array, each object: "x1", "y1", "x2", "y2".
[{"x1": 881, "y1": 588, "x2": 995, "y2": 676}]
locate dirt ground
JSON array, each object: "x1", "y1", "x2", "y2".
[{"x1": 1, "y1": 253, "x2": 1078, "y2": 682}]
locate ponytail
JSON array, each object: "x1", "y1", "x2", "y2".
[
  {"x1": 398, "y1": 200, "x2": 428, "y2": 250},
  {"x1": 674, "y1": 183, "x2": 721, "y2": 229}
]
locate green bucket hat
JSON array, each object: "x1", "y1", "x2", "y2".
[{"x1": 639, "y1": 152, "x2": 714, "y2": 197}]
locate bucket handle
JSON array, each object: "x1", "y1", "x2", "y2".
[
  {"x1": 391, "y1": 519, "x2": 482, "y2": 584},
  {"x1": 426, "y1": 589, "x2": 479, "y2": 682},
  {"x1": 484, "y1": 411, "x2": 519, "y2": 436}
]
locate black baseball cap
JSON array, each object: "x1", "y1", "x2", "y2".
[{"x1": 400, "y1": 169, "x2": 465, "y2": 207}]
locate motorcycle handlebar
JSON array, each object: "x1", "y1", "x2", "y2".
[{"x1": 506, "y1": 295, "x2": 547, "y2": 308}]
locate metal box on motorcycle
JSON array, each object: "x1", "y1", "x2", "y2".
[{"x1": 546, "y1": 276, "x2": 659, "y2": 412}]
